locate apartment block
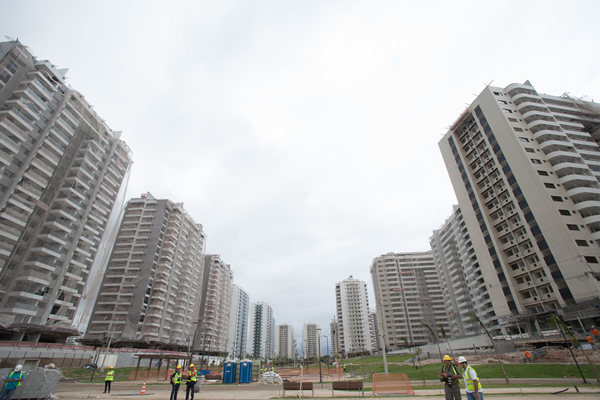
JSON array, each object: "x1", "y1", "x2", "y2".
[
  {"x1": 275, "y1": 323, "x2": 295, "y2": 359},
  {"x1": 439, "y1": 81, "x2": 600, "y2": 333},
  {"x1": 249, "y1": 301, "x2": 275, "y2": 359},
  {"x1": 85, "y1": 193, "x2": 205, "y2": 348},
  {"x1": 0, "y1": 41, "x2": 132, "y2": 342},
  {"x1": 303, "y1": 323, "x2": 320, "y2": 359},
  {"x1": 368, "y1": 310, "x2": 382, "y2": 352},
  {"x1": 335, "y1": 276, "x2": 372, "y2": 357},
  {"x1": 194, "y1": 254, "x2": 232, "y2": 354},
  {"x1": 371, "y1": 252, "x2": 448, "y2": 350},
  {"x1": 430, "y1": 205, "x2": 483, "y2": 337},
  {"x1": 330, "y1": 317, "x2": 339, "y2": 359},
  {"x1": 226, "y1": 284, "x2": 249, "y2": 359}
]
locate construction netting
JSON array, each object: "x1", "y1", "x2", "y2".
[{"x1": 372, "y1": 373, "x2": 414, "y2": 395}]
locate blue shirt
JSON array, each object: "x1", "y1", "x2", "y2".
[{"x1": 4, "y1": 371, "x2": 24, "y2": 390}]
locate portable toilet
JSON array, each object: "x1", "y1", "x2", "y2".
[
  {"x1": 222, "y1": 360, "x2": 237, "y2": 384},
  {"x1": 238, "y1": 359, "x2": 252, "y2": 383}
]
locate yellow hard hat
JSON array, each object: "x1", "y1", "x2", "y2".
[
  {"x1": 109, "y1": 366, "x2": 113, "y2": 369},
  {"x1": 190, "y1": 364, "x2": 194, "y2": 368},
  {"x1": 176, "y1": 365, "x2": 181, "y2": 368},
  {"x1": 443, "y1": 355, "x2": 451, "y2": 361}
]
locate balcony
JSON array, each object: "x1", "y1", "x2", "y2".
[
  {"x1": 574, "y1": 200, "x2": 600, "y2": 215},
  {"x1": 521, "y1": 110, "x2": 555, "y2": 124},
  {"x1": 552, "y1": 161, "x2": 590, "y2": 177},
  {"x1": 528, "y1": 119, "x2": 561, "y2": 133},
  {"x1": 516, "y1": 101, "x2": 547, "y2": 114},
  {"x1": 533, "y1": 129, "x2": 568, "y2": 144},
  {"x1": 558, "y1": 173, "x2": 598, "y2": 190},
  {"x1": 545, "y1": 150, "x2": 581, "y2": 164}
]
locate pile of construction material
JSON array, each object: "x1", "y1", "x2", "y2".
[
  {"x1": 261, "y1": 370, "x2": 282, "y2": 384},
  {"x1": 1, "y1": 365, "x2": 61, "y2": 400}
]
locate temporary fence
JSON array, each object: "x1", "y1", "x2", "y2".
[{"x1": 372, "y1": 372, "x2": 414, "y2": 395}]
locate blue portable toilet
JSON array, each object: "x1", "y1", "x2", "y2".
[
  {"x1": 238, "y1": 359, "x2": 252, "y2": 383},
  {"x1": 222, "y1": 360, "x2": 237, "y2": 384}
]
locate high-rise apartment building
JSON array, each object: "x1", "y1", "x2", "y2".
[
  {"x1": 439, "y1": 81, "x2": 600, "y2": 333},
  {"x1": 371, "y1": 252, "x2": 448, "y2": 350},
  {"x1": 275, "y1": 324, "x2": 295, "y2": 359},
  {"x1": 226, "y1": 284, "x2": 249, "y2": 359},
  {"x1": 194, "y1": 254, "x2": 232, "y2": 354},
  {"x1": 368, "y1": 310, "x2": 382, "y2": 352},
  {"x1": 0, "y1": 41, "x2": 132, "y2": 342},
  {"x1": 248, "y1": 301, "x2": 275, "y2": 359},
  {"x1": 85, "y1": 193, "x2": 205, "y2": 348},
  {"x1": 302, "y1": 323, "x2": 319, "y2": 359},
  {"x1": 335, "y1": 276, "x2": 372, "y2": 357},
  {"x1": 330, "y1": 317, "x2": 339, "y2": 359},
  {"x1": 430, "y1": 205, "x2": 483, "y2": 337}
]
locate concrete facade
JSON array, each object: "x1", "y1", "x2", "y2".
[
  {"x1": 275, "y1": 323, "x2": 294, "y2": 359},
  {"x1": 430, "y1": 205, "x2": 484, "y2": 337},
  {"x1": 248, "y1": 301, "x2": 275, "y2": 359},
  {"x1": 439, "y1": 81, "x2": 600, "y2": 333},
  {"x1": 371, "y1": 252, "x2": 448, "y2": 350},
  {"x1": 85, "y1": 193, "x2": 206, "y2": 348},
  {"x1": 226, "y1": 284, "x2": 249, "y2": 359},
  {"x1": 335, "y1": 276, "x2": 372, "y2": 357},
  {"x1": 302, "y1": 323, "x2": 319, "y2": 359},
  {"x1": 0, "y1": 41, "x2": 132, "y2": 342}
]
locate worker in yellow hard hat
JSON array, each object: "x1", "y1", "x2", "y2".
[
  {"x1": 170, "y1": 365, "x2": 182, "y2": 400},
  {"x1": 185, "y1": 363, "x2": 198, "y2": 400},
  {"x1": 103, "y1": 365, "x2": 114, "y2": 393},
  {"x1": 440, "y1": 355, "x2": 461, "y2": 399}
]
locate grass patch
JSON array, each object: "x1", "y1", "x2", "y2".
[{"x1": 342, "y1": 362, "x2": 600, "y2": 381}]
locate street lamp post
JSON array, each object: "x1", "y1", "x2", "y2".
[{"x1": 324, "y1": 335, "x2": 329, "y2": 375}]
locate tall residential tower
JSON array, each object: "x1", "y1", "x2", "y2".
[
  {"x1": 439, "y1": 81, "x2": 600, "y2": 333},
  {"x1": 0, "y1": 41, "x2": 132, "y2": 342},
  {"x1": 335, "y1": 276, "x2": 372, "y2": 357}
]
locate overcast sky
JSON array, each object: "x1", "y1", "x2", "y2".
[{"x1": 2, "y1": 0, "x2": 599, "y2": 353}]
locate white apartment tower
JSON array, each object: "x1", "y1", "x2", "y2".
[
  {"x1": 302, "y1": 323, "x2": 319, "y2": 359},
  {"x1": 439, "y1": 81, "x2": 600, "y2": 333},
  {"x1": 85, "y1": 194, "x2": 206, "y2": 348},
  {"x1": 194, "y1": 254, "x2": 233, "y2": 354},
  {"x1": 370, "y1": 252, "x2": 448, "y2": 350},
  {"x1": 249, "y1": 301, "x2": 275, "y2": 359},
  {"x1": 275, "y1": 324, "x2": 295, "y2": 359},
  {"x1": 227, "y1": 284, "x2": 249, "y2": 359},
  {"x1": 0, "y1": 41, "x2": 132, "y2": 342},
  {"x1": 430, "y1": 205, "x2": 483, "y2": 337},
  {"x1": 335, "y1": 276, "x2": 372, "y2": 357}
]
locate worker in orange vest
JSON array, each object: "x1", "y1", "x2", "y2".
[{"x1": 523, "y1": 349, "x2": 531, "y2": 363}]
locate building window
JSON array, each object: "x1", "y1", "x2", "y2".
[
  {"x1": 538, "y1": 170, "x2": 549, "y2": 176},
  {"x1": 559, "y1": 209, "x2": 571, "y2": 216},
  {"x1": 551, "y1": 196, "x2": 563, "y2": 202},
  {"x1": 567, "y1": 224, "x2": 579, "y2": 231},
  {"x1": 513, "y1": 127, "x2": 524, "y2": 132},
  {"x1": 544, "y1": 182, "x2": 556, "y2": 188},
  {"x1": 575, "y1": 240, "x2": 589, "y2": 247},
  {"x1": 525, "y1": 148, "x2": 535, "y2": 153},
  {"x1": 585, "y1": 256, "x2": 598, "y2": 263},
  {"x1": 519, "y1": 137, "x2": 530, "y2": 142},
  {"x1": 531, "y1": 159, "x2": 542, "y2": 164}
]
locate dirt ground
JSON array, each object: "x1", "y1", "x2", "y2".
[{"x1": 419, "y1": 347, "x2": 600, "y2": 365}]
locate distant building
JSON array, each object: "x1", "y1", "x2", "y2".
[
  {"x1": 439, "y1": 81, "x2": 600, "y2": 333},
  {"x1": 303, "y1": 323, "x2": 320, "y2": 359},
  {"x1": 226, "y1": 284, "x2": 249, "y2": 359},
  {"x1": 249, "y1": 301, "x2": 275, "y2": 359},
  {"x1": 85, "y1": 193, "x2": 206, "y2": 348},
  {"x1": 371, "y1": 252, "x2": 448, "y2": 350},
  {"x1": 275, "y1": 324, "x2": 295, "y2": 359},
  {"x1": 335, "y1": 276, "x2": 372, "y2": 357},
  {"x1": 368, "y1": 310, "x2": 381, "y2": 352},
  {"x1": 430, "y1": 205, "x2": 483, "y2": 338},
  {"x1": 330, "y1": 317, "x2": 340, "y2": 358},
  {"x1": 0, "y1": 40, "x2": 133, "y2": 342},
  {"x1": 194, "y1": 254, "x2": 233, "y2": 354}
]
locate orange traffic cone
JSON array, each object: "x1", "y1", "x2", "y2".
[{"x1": 140, "y1": 382, "x2": 146, "y2": 395}]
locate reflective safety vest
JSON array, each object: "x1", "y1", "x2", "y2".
[
  {"x1": 188, "y1": 370, "x2": 197, "y2": 382},
  {"x1": 440, "y1": 363, "x2": 460, "y2": 383},
  {"x1": 6, "y1": 371, "x2": 24, "y2": 388},
  {"x1": 105, "y1": 370, "x2": 114, "y2": 381},
  {"x1": 172, "y1": 372, "x2": 182, "y2": 384},
  {"x1": 463, "y1": 365, "x2": 483, "y2": 392}
]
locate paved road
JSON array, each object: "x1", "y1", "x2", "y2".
[{"x1": 55, "y1": 381, "x2": 600, "y2": 400}]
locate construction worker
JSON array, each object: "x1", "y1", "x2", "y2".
[
  {"x1": 590, "y1": 326, "x2": 599, "y2": 338},
  {"x1": 103, "y1": 366, "x2": 114, "y2": 394},
  {"x1": 439, "y1": 355, "x2": 461, "y2": 400},
  {"x1": 184, "y1": 364, "x2": 198, "y2": 400},
  {"x1": 458, "y1": 356, "x2": 484, "y2": 400},
  {"x1": 170, "y1": 365, "x2": 182, "y2": 400},
  {"x1": 523, "y1": 349, "x2": 531, "y2": 363},
  {"x1": 0, "y1": 365, "x2": 24, "y2": 400}
]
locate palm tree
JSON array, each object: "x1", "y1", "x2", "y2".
[{"x1": 469, "y1": 313, "x2": 509, "y2": 384}]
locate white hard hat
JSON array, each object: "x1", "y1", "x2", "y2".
[
  {"x1": 458, "y1": 356, "x2": 467, "y2": 363},
  {"x1": 14, "y1": 365, "x2": 23, "y2": 371}
]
